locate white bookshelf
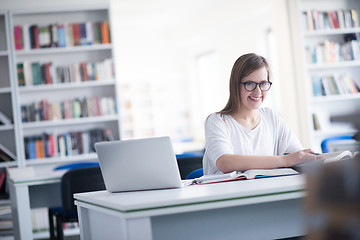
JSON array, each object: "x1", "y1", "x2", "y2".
[
  {"x1": 294, "y1": 0, "x2": 360, "y2": 152},
  {"x1": 0, "y1": 11, "x2": 18, "y2": 171},
  {"x1": 6, "y1": 5, "x2": 121, "y2": 168}
]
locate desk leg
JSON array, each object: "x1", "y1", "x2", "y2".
[
  {"x1": 9, "y1": 182, "x2": 33, "y2": 240},
  {"x1": 77, "y1": 203, "x2": 152, "y2": 240}
]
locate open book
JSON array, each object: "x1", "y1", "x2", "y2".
[
  {"x1": 192, "y1": 168, "x2": 299, "y2": 185},
  {"x1": 321, "y1": 150, "x2": 357, "y2": 163},
  {"x1": 294, "y1": 150, "x2": 358, "y2": 172}
]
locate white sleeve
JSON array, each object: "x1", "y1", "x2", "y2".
[{"x1": 203, "y1": 114, "x2": 234, "y2": 174}]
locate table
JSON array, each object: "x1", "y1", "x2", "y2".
[
  {"x1": 75, "y1": 175, "x2": 307, "y2": 240},
  {"x1": 7, "y1": 166, "x2": 65, "y2": 240}
]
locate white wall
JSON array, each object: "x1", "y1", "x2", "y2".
[
  {"x1": 110, "y1": 0, "x2": 287, "y2": 145},
  {"x1": 0, "y1": 0, "x2": 108, "y2": 10}
]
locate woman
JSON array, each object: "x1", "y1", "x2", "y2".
[{"x1": 203, "y1": 53, "x2": 321, "y2": 175}]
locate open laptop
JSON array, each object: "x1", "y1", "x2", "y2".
[{"x1": 94, "y1": 136, "x2": 182, "y2": 192}]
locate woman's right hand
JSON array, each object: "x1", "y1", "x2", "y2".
[{"x1": 282, "y1": 149, "x2": 323, "y2": 167}]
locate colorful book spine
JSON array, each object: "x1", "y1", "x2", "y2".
[
  {"x1": 14, "y1": 25, "x2": 24, "y2": 50},
  {"x1": 304, "y1": 9, "x2": 359, "y2": 31},
  {"x1": 312, "y1": 73, "x2": 360, "y2": 96},
  {"x1": 15, "y1": 20, "x2": 111, "y2": 50},
  {"x1": 24, "y1": 128, "x2": 113, "y2": 160}
]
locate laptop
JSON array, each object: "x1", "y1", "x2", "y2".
[{"x1": 94, "y1": 136, "x2": 182, "y2": 192}]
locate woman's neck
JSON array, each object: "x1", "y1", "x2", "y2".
[{"x1": 231, "y1": 109, "x2": 261, "y2": 130}]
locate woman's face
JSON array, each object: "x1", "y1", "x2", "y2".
[{"x1": 239, "y1": 66, "x2": 269, "y2": 111}]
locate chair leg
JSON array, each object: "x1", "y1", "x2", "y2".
[
  {"x1": 48, "y1": 209, "x2": 56, "y2": 240},
  {"x1": 55, "y1": 212, "x2": 64, "y2": 240}
]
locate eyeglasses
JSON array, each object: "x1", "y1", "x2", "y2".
[{"x1": 240, "y1": 81, "x2": 272, "y2": 92}]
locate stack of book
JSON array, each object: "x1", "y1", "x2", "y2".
[
  {"x1": 13, "y1": 20, "x2": 110, "y2": 50},
  {"x1": 20, "y1": 96, "x2": 117, "y2": 123},
  {"x1": 24, "y1": 128, "x2": 114, "y2": 160},
  {"x1": 17, "y1": 58, "x2": 114, "y2": 87}
]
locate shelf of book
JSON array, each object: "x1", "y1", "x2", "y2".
[
  {"x1": 22, "y1": 115, "x2": 119, "y2": 129},
  {"x1": 294, "y1": 0, "x2": 360, "y2": 152},
  {"x1": 304, "y1": 27, "x2": 360, "y2": 36},
  {"x1": 25, "y1": 153, "x2": 98, "y2": 166},
  {"x1": 14, "y1": 44, "x2": 112, "y2": 56},
  {"x1": 311, "y1": 92, "x2": 360, "y2": 103},
  {"x1": 18, "y1": 80, "x2": 116, "y2": 93},
  {"x1": 307, "y1": 60, "x2": 360, "y2": 70},
  {"x1": 6, "y1": 5, "x2": 121, "y2": 167}
]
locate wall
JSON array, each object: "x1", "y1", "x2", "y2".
[
  {"x1": 110, "y1": 0, "x2": 289, "y2": 145},
  {"x1": 0, "y1": 0, "x2": 108, "y2": 10}
]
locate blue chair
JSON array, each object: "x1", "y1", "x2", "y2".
[
  {"x1": 321, "y1": 135, "x2": 355, "y2": 153},
  {"x1": 49, "y1": 162, "x2": 103, "y2": 240},
  {"x1": 176, "y1": 156, "x2": 203, "y2": 180},
  {"x1": 186, "y1": 168, "x2": 204, "y2": 179},
  {"x1": 53, "y1": 161, "x2": 99, "y2": 171}
]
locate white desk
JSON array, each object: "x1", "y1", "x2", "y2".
[
  {"x1": 7, "y1": 166, "x2": 65, "y2": 240},
  {"x1": 75, "y1": 175, "x2": 307, "y2": 240}
]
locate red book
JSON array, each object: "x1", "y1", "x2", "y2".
[
  {"x1": 72, "y1": 23, "x2": 81, "y2": 46},
  {"x1": 329, "y1": 11, "x2": 339, "y2": 29},
  {"x1": 80, "y1": 62, "x2": 89, "y2": 81},
  {"x1": 44, "y1": 63, "x2": 52, "y2": 84},
  {"x1": 48, "y1": 134, "x2": 56, "y2": 157},
  {"x1": 14, "y1": 25, "x2": 23, "y2": 50}
]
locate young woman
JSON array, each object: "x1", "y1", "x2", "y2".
[{"x1": 203, "y1": 53, "x2": 321, "y2": 174}]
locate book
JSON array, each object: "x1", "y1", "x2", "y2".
[
  {"x1": 192, "y1": 168, "x2": 299, "y2": 185},
  {"x1": 295, "y1": 150, "x2": 358, "y2": 172},
  {"x1": 321, "y1": 150, "x2": 357, "y2": 164}
]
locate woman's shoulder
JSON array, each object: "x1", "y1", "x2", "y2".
[
  {"x1": 260, "y1": 107, "x2": 275, "y2": 115},
  {"x1": 206, "y1": 112, "x2": 230, "y2": 124},
  {"x1": 260, "y1": 107, "x2": 286, "y2": 125},
  {"x1": 259, "y1": 107, "x2": 280, "y2": 120}
]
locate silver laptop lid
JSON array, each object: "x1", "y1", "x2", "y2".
[{"x1": 95, "y1": 136, "x2": 182, "y2": 192}]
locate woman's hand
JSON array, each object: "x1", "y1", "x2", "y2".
[{"x1": 282, "y1": 149, "x2": 323, "y2": 167}]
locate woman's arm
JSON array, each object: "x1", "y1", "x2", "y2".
[{"x1": 216, "y1": 149, "x2": 322, "y2": 173}]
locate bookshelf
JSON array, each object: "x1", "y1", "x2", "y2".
[
  {"x1": 0, "y1": 11, "x2": 18, "y2": 171},
  {"x1": 295, "y1": 0, "x2": 360, "y2": 152},
  {"x1": 6, "y1": 5, "x2": 121, "y2": 168}
]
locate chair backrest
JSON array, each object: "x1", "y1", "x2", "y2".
[
  {"x1": 321, "y1": 135, "x2": 355, "y2": 153},
  {"x1": 186, "y1": 168, "x2": 204, "y2": 179},
  {"x1": 61, "y1": 166, "x2": 105, "y2": 212},
  {"x1": 176, "y1": 156, "x2": 203, "y2": 180}
]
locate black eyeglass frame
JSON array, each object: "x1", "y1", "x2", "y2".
[{"x1": 240, "y1": 81, "x2": 273, "y2": 92}]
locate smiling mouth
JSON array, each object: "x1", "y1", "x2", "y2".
[{"x1": 249, "y1": 96, "x2": 262, "y2": 101}]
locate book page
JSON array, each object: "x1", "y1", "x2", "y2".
[
  {"x1": 194, "y1": 168, "x2": 298, "y2": 184},
  {"x1": 323, "y1": 150, "x2": 353, "y2": 163},
  {"x1": 243, "y1": 168, "x2": 299, "y2": 179}
]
